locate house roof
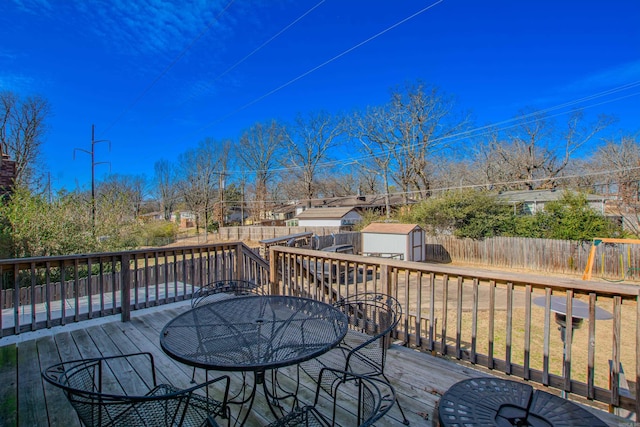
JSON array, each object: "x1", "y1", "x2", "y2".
[
  {"x1": 270, "y1": 195, "x2": 415, "y2": 215},
  {"x1": 296, "y1": 207, "x2": 358, "y2": 219},
  {"x1": 361, "y1": 223, "x2": 422, "y2": 235},
  {"x1": 320, "y1": 194, "x2": 412, "y2": 208},
  {"x1": 497, "y1": 190, "x2": 610, "y2": 203}
]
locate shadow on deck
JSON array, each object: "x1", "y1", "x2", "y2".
[{"x1": 0, "y1": 300, "x2": 625, "y2": 426}]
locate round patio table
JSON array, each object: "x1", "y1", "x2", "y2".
[
  {"x1": 438, "y1": 377, "x2": 607, "y2": 426},
  {"x1": 160, "y1": 295, "x2": 348, "y2": 426}
]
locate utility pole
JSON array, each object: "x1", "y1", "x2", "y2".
[
  {"x1": 47, "y1": 172, "x2": 52, "y2": 203},
  {"x1": 74, "y1": 124, "x2": 110, "y2": 236},
  {"x1": 218, "y1": 171, "x2": 228, "y2": 228}
]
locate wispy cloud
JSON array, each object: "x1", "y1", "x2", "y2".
[
  {"x1": 0, "y1": 73, "x2": 35, "y2": 92},
  {"x1": 94, "y1": 0, "x2": 232, "y2": 57},
  {"x1": 11, "y1": 0, "x2": 234, "y2": 58},
  {"x1": 565, "y1": 60, "x2": 640, "y2": 92},
  {"x1": 9, "y1": 0, "x2": 53, "y2": 14},
  {"x1": 522, "y1": 61, "x2": 640, "y2": 114}
]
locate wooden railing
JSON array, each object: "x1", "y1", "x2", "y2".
[
  {"x1": 269, "y1": 245, "x2": 640, "y2": 416},
  {"x1": 0, "y1": 242, "x2": 268, "y2": 337}
]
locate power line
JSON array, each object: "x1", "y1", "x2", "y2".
[
  {"x1": 221, "y1": 81, "x2": 640, "y2": 175},
  {"x1": 159, "y1": 165, "x2": 640, "y2": 207},
  {"x1": 185, "y1": 0, "x2": 447, "y2": 138},
  {"x1": 157, "y1": 0, "x2": 326, "y2": 119}
]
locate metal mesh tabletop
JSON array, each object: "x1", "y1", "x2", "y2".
[
  {"x1": 438, "y1": 377, "x2": 607, "y2": 427},
  {"x1": 160, "y1": 295, "x2": 349, "y2": 373}
]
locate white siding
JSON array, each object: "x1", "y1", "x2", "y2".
[
  {"x1": 363, "y1": 234, "x2": 408, "y2": 260},
  {"x1": 362, "y1": 228, "x2": 425, "y2": 261},
  {"x1": 298, "y1": 219, "x2": 343, "y2": 227}
]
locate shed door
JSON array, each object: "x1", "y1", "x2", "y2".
[{"x1": 410, "y1": 230, "x2": 424, "y2": 261}]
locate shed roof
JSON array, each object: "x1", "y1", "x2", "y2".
[
  {"x1": 296, "y1": 207, "x2": 357, "y2": 219},
  {"x1": 361, "y1": 223, "x2": 422, "y2": 235}
]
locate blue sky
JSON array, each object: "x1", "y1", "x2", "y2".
[{"x1": 2, "y1": 0, "x2": 639, "y2": 192}]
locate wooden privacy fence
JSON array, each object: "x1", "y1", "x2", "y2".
[
  {"x1": 269, "y1": 245, "x2": 640, "y2": 416},
  {"x1": 426, "y1": 236, "x2": 640, "y2": 281},
  {"x1": 0, "y1": 242, "x2": 269, "y2": 336},
  {"x1": 216, "y1": 226, "x2": 343, "y2": 242}
]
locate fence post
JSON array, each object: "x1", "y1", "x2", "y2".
[{"x1": 121, "y1": 253, "x2": 131, "y2": 322}]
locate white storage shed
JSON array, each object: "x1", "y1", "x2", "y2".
[
  {"x1": 361, "y1": 223, "x2": 425, "y2": 262},
  {"x1": 295, "y1": 207, "x2": 362, "y2": 228}
]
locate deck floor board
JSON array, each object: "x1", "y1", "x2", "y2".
[
  {"x1": 0, "y1": 300, "x2": 624, "y2": 427},
  {"x1": 0, "y1": 344, "x2": 17, "y2": 427}
]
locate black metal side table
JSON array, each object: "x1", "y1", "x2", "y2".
[
  {"x1": 438, "y1": 377, "x2": 607, "y2": 426},
  {"x1": 160, "y1": 295, "x2": 348, "y2": 426}
]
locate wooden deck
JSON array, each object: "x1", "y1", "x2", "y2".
[{"x1": 0, "y1": 300, "x2": 625, "y2": 427}]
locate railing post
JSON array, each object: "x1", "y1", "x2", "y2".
[
  {"x1": 12, "y1": 265, "x2": 19, "y2": 335},
  {"x1": 121, "y1": 253, "x2": 131, "y2": 322},
  {"x1": 380, "y1": 264, "x2": 392, "y2": 296},
  {"x1": 236, "y1": 242, "x2": 244, "y2": 282},
  {"x1": 269, "y1": 247, "x2": 280, "y2": 295}
]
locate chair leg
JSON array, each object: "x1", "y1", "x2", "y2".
[
  {"x1": 383, "y1": 372, "x2": 410, "y2": 425},
  {"x1": 191, "y1": 366, "x2": 197, "y2": 383}
]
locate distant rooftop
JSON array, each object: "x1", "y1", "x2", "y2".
[
  {"x1": 295, "y1": 207, "x2": 357, "y2": 219},
  {"x1": 497, "y1": 189, "x2": 610, "y2": 203}
]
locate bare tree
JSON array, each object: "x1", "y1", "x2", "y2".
[
  {"x1": 356, "y1": 167, "x2": 381, "y2": 195},
  {"x1": 283, "y1": 112, "x2": 345, "y2": 207},
  {"x1": 589, "y1": 135, "x2": 640, "y2": 234},
  {"x1": 350, "y1": 105, "x2": 396, "y2": 217},
  {"x1": 387, "y1": 82, "x2": 470, "y2": 201},
  {"x1": 476, "y1": 110, "x2": 613, "y2": 190},
  {"x1": 468, "y1": 130, "x2": 510, "y2": 190},
  {"x1": 0, "y1": 91, "x2": 51, "y2": 188},
  {"x1": 97, "y1": 174, "x2": 147, "y2": 219},
  {"x1": 349, "y1": 83, "x2": 468, "y2": 214},
  {"x1": 320, "y1": 170, "x2": 359, "y2": 198},
  {"x1": 176, "y1": 139, "x2": 228, "y2": 236},
  {"x1": 154, "y1": 159, "x2": 179, "y2": 220},
  {"x1": 237, "y1": 120, "x2": 285, "y2": 221}
]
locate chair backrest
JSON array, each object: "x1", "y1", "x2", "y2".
[
  {"x1": 42, "y1": 352, "x2": 229, "y2": 427},
  {"x1": 192, "y1": 279, "x2": 264, "y2": 308},
  {"x1": 316, "y1": 368, "x2": 396, "y2": 427},
  {"x1": 334, "y1": 293, "x2": 402, "y2": 372}
]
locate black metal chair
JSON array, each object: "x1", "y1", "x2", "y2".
[
  {"x1": 299, "y1": 292, "x2": 410, "y2": 425},
  {"x1": 42, "y1": 352, "x2": 230, "y2": 427},
  {"x1": 191, "y1": 279, "x2": 264, "y2": 308},
  {"x1": 264, "y1": 368, "x2": 395, "y2": 427}
]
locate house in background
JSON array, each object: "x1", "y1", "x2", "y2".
[
  {"x1": 139, "y1": 211, "x2": 165, "y2": 222},
  {"x1": 497, "y1": 190, "x2": 609, "y2": 215},
  {"x1": 268, "y1": 203, "x2": 298, "y2": 224},
  {"x1": 271, "y1": 194, "x2": 415, "y2": 225},
  {"x1": 293, "y1": 207, "x2": 362, "y2": 229},
  {"x1": 361, "y1": 222, "x2": 425, "y2": 261},
  {"x1": 170, "y1": 211, "x2": 196, "y2": 228}
]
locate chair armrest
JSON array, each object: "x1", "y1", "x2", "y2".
[{"x1": 42, "y1": 352, "x2": 157, "y2": 397}]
